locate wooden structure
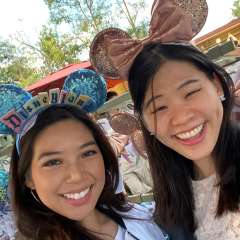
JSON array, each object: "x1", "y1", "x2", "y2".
[{"x1": 194, "y1": 18, "x2": 240, "y2": 52}]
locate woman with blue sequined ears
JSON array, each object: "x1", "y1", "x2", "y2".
[
  {"x1": 0, "y1": 69, "x2": 167, "y2": 240},
  {"x1": 90, "y1": 0, "x2": 240, "y2": 239}
]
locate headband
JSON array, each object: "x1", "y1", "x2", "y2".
[
  {"x1": 90, "y1": 0, "x2": 208, "y2": 80},
  {"x1": 0, "y1": 69, "x2": 107, "y2": 154}
]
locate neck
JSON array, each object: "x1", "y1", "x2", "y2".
[
  {"x1": 193, "y1": 156, "x2": 216, "y2": 180},
  {"x1": 79, "y1": 209, "x2": 117, "y2": 239}
]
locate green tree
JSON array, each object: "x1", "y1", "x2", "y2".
[
  {"x1": 0, "y1": 40, "x2": 16, "y2": 66},
  {"x1": 44, "y1": 0, "x2": 149, "y2": 44},
  {"x1": 0, "y1": 40, "x2": 40, "y2": 87},
  {"x1": 115, "y1": 0, "x2": 148, "y2": 38},
  {"x1": 0, "y1": 0, "x2": 150, "y2": 88},
  {"x1": 38, "y1": 26, "x2": 82, "y2": 73},
  {"x1": 232, "y1": 0, "x2": 240, "y2": 17},
  {"x1": 15, "y1": 25, "x2": 83, "y2": 76}
]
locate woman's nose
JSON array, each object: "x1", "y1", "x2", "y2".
[
  {"x1": 170, "y1": 105, "x2": 195, "y2": 126},
  {"x1": 65, "y1": 163, "x2": 83, "y2": 184}
]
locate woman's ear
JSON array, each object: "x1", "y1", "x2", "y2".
[
  {"x1": 213, "y1": 73, "x2": 224, "y2": 97},
  {"x1": 25, "y1": 172, "x2": 35, "y2": 189}
]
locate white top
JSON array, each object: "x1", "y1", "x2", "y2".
[
  {"x1": 115, "y1": 203, "x2": 168, "y2": 240},
  {"x1": 115, "y1": 224, "x2": 136, "y2": 240},
  {"x1": 192, "y1": 174, "x2": 240, "y2": 240}
]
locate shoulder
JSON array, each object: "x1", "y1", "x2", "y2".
[
  {"x1": 125, "y1": 203, "x2": 155, "y2": 219},
  {"x1": 194, "y1": 210, "x2": 240, "y2": 240},
  {"x1": 118, "y1": 203, "x2": 168, "y2": 240}
]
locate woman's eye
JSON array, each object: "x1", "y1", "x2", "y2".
[
  {"x1": 43, "y1": 159, "x2": 61, "y2": 167},
  {"x1": 185, "y1": 89, "x2": 201, "y2": 98},
  {"x1": 152, "y1": 106, "x2": 167, "y2": 114},
  {"x1": 82, "y1": 150, "x2": 97, "y2": 158}
]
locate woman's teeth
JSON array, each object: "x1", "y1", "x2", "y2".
[
  {"x1": 63, "y1": 188, "x2": 90, "y2": 200},
  {"x1": 176, "y1": 124, "x2": 204, "y2": 140}
]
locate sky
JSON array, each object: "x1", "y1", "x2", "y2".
[
  {"x1": 0, "y1": 0, "x2": 49, "y2": 42},
  {"x1": 196, "y1": 0, "x2": 236, "y2": 38},
  {"x1": 0, "y1": 0, "x2": 236, "y2": 42}
]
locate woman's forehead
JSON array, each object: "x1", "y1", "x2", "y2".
[
  {"x1": 148, "y1": 61, "x2": 203, "y2": 92},
  {"x1": 154, "y1": 60, "x2": 201, "y2": 80},
  {"x1": 34, "y1": 120, "x2": 94, "y2": 147}
]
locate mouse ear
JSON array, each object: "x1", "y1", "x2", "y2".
[
  {"x1": 109, "y1": 112, "x2": 139, "y2": 135},
  {"x1": 131, "y1": 130, "x2": 147, "y2": 159},
  {"x1": 0, "y1": 84, "x2": 32, "y2": 135},
  {"x1": 90, "y1": 27, "x2": 131, "y2": 79},
  {"x1": 63, "y1": 69, "x2": 107, "y2": 112},
  {"x1": 174, "y1": 0, "x2": 208, "y2": 37}
]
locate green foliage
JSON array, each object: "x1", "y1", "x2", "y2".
[
  {"x1": 38, "y1": 26, "x2": 82, "y2": 73},
  {"x1": 43, "y1": 0, "x2": 149, "y2": 42},
  {"x1": 0, "y1": 41, "x2": 16, "y2": 66},
  {"x1": 0, "y1": 0, "x2": 150, "y2": 88},
  {"x1": 0, "y1": 40, "x2": 40, "y2": 87},
  {"x1": 115, "y1": 0, "x2": 148, "y2": 38},
  {"x1": 0, "y1": 57, "x2": 40, "y2": 87},
  {"x1": 44, "y1": 0, "x2": 115, "y2": 31},
  {"x1": 232, "y1": 0, "x2": 240, "y2": 17}
]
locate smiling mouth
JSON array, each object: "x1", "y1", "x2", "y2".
[
  {"x1": 175, "y1": 124, "x2": 204, "y2": 140},
  {"x1": 63, "y1": 187, "x2": 90, "y2": 200}
]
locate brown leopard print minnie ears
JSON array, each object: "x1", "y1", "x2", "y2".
[
  {"x1": 90, "y1": 0, "x2": 208, "y2": 80},
  {"x1": 109, "y1": 112, "x2": 147, "y2": 158}
]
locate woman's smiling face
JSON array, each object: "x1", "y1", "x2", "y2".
[
  {"x1": 26, "y1": 119, "x2": 105, "y2": 222},
  {"x1": 143, "y1": 60, "x2": 224, "y2": 164}
]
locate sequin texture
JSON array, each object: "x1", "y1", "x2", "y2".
[
  {"x1": 0, "y1": 85, "x2": 32, "y2": 134},
  {"x1": 63, "y1": 69, "x2": 107, "y2": 112}
]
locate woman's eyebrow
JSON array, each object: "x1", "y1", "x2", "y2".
[
  {"x1": 79, "y1": 141, "x2": 96, "y2": 149},
  {"x1": 144, "y1": 94, "x2": 162, "y2": 110},
  {"x1": 38, "y1": 151, "x2": 61, "y2": 161},
  {"x1": 38, "y1": 141, "x2": 96, "y2": 160},
  {"x1": 177, "y1": 79, "x2": 199, "y2": 91}
]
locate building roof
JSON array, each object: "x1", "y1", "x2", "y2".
[
  {"x1": 194, "y1": 18, "x2": 240, "y2": 44},
  {"x1": 25, "y1": 61, "x2": 123, "y2": 95}
]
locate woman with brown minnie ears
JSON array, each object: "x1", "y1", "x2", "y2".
[{"x1": 90, "y1": 0, "x2": 240, "y2": 239}]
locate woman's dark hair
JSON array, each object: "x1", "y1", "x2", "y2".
[
  {"x1": 128, "y1": 43, "x2": 240, "y2": 237},
  {"x1": 10, "y1": 105, "x2": 130, "y2": 240}
]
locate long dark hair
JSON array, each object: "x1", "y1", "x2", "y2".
[
  {"x1": 128, "y1": 43, "x2": 240, "y2": 236},
  {"x1": 10, "y1": 105, "x2": 130, "y2": 240}
]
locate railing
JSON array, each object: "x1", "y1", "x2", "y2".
[{"x1": 127, "y1": 192, "x2": 154, "y2": 203}]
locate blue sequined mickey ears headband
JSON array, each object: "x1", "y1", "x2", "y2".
[{"x1": 0, "y1": 69, "x2": 107, "y2": 154}]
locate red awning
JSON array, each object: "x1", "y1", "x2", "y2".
[
  {"x1": 25, "y1": 62, "x2": 92, "y2": 95},
  {"x1": 25, "y1": 61, "x2": 124, "y2": 96}
]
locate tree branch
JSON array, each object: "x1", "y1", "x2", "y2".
[
  {"x1": 84, "y1": 0, "x2": 99, "y2": 31},
  {"x1": 16, "y1": 40, "x2": 46, "y2": 58},
  {"x1": 121, "y1": 0, "x2": 138, "y2": 36},
  {"x1": 75, "y1": 1, "x2": 91, "y2": 25}
]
